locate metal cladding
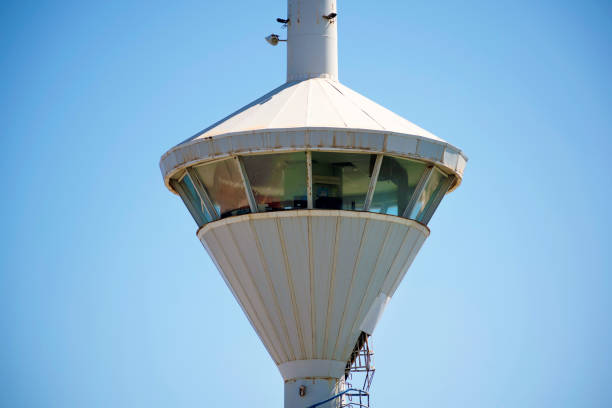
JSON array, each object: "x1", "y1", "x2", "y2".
[
  {"x1": 161, "y1": 0, "x2": 467, "y2": 405},
  {"x1": 159, "y1": 78, "x2": 467, "y2": 192},
  {"x1": 287, "y1": 0, "x2": 338, "y2": 81},
  {"x1": 199, "y1": 211, "x2": 428, "y2": 379}
]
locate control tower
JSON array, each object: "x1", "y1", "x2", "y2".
[{"x1": 160, "y1": 1, "x2": 467, "y2": 406}]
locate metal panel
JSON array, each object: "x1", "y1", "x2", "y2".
[
  {"x1": 320, "y1": 80, "x2": 382, "y2": 131},
  {"x1": 442, "y1": 146, "x2": 460, "y2": 170},
  {"x1": 161, "y1": 130, "x2": 466, "y2": 193},
  {"x1": 309, "y1": 129, "x2": 335, "y2": 148},
  {"x1": 388, "y1": 232, "x2": 429, "y2": 298},
  {"x1": 211, "y1": 135, "x2": 233, "y2": 156},
  {"x1": 324, "y1": 216, "x2": 367, "y2": 359},
  {"x1": 359, "y1": 293, "x2": 391, "y2": 335},
  {"x1": 355, "y1": 131, "x2": 385, "y2": 151},
  {"x1": 212, "y1": 226, "x2": 285, "y2": 362},
  {"x1": 250, "y1": 217, "x2": 302, "y2": 360},
  {"x1": 381, "y1": 227, "x2": 425, "y2": 295},
  {"x1": 417, "y1": 139, "x2": 445, "y2": 162},
  {"x1": 201, "y1": 231, "x2": 282, "y2": 364},
  {"x1": 160, "y1": 74, "x2": 469, "y2": 192},
  {"x1": 227, "y1": 221, "x2": 291, "y2": 361},
  {"x1": 269, "y1": 82, "x2": 312, "y2": 129},
  {"x1": 231, "y1": 132, "x2": 264, "y2": 153},
  {"x1": 310, "y1": 214, "x2": 339, "y2": 359},
  {"x1": 274, "y1": 130, "x2": 308, "y2": 150},
  {"x1": 278, "y1": 216, "x2": 313, "y2": 359},
  {"x1": 386, "y1": 133, "x2": 418, "y2": 156},
  {"x1": 333, "y1": 218, "x2": 389, "y2": 359},
  {"x1": 199, "y1": 237, "x2": 239, "y2": 304},
  {"x1": 339, "y1": 221, "x2": 409, "y2": 358},
  {"x1": 198, "y1": 211, "x2": 429, "y2": 372},
  {"x1": 456, "y1": 153, "x2": 467, "y2": 175}
]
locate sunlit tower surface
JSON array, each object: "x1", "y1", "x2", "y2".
[{"x1": 160, "y1": 1, "x2": 467, "y2": 407}]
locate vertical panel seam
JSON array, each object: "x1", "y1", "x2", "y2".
[
  {"x1": 317, "y1": 79, "x2": 348, "y2": 127},
  {"x1": 332, "y1": 219, "x2": 368, "y2": 360},
  {"x1": 210, "y1": 230, "x2": 281, "y2": 364},
  {"x1": 227, "y1": 224, "x2": 289, "y2": 362},
  {"x1": 388, "y1": 230, "x2": 425, "y2": 295},
  {"x1": 308, "y1": 215, "x2": 316, "y2": 358},
  {"x1": 341, "y1": 222, "x2": 392, "y2": 357},
  {"x1": 383, "y1": 227, "x2": 414, "y2": 294},
  {"x1": 276, "y1": 218, "x2": 307, "y2": 359},
  {"x1": 322, "y1": 216, "x2": 341, "y2": 359},
  {"x1": 249, "y1": 220, "x2": 296, "y2": 361}
]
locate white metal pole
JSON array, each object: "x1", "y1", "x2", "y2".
[{"x1": 287, "y1": 0, "x2": 338, "y2": 82}]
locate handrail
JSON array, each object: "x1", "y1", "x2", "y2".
[{"x1": 306, "y1": 388, "x2": 369, "y2": 408}]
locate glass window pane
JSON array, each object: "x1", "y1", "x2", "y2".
[
  {"x1": 370, "y1": 157, "x2": 427, "y2": 216},
  {"x1": 171, "y1": 175, "x2": 212, "y2": 227},
  {"x1": 193, "y1": 159, "x2": 251, "y2": 219},
  {"x1": 409, "y1": 168, "x2": 448, "y2": 222},
  {"x1": 311, "y1": 152, "x2": 375, "y2": 211},
  {"x1": 242, "y1": 152, "x2": 307, "y2": 212}
]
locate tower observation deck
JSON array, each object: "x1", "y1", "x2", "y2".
[{"x1": 160, "y1": 1, "x2": 467, "y2": 407}]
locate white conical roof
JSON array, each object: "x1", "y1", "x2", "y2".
[
  {"x1": 160, "y1": 78, "x2": 467, "y2": 190},
  {"x1": 185, "y1": 78, "x2": 444, "y2": 143},
  {"x1": 160, "y1": 78, "x2": 467, "y2": 186}
]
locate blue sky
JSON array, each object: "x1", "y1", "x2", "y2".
[{"x1": 1, "y1": 0, "x2": 611, "y2": 406}]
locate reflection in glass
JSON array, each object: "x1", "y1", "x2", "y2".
[
  {"x1": 171, "y1": 175, "x2": 212, "y2": 227},
  {"x1": 370, "y1": 156, "x2": 427, "y2": 216},
  {"x1": 409, "y1": 168, "x2": 448, "y2": 222},
  {"x1": 173, "y1": 152, "x2": 452, "y2": 226},
  {"x1": 311, "y1": 152, "x2": 375, "y2": 210},
  {"x1": 242, "y1": 152, "x2": 307, "y2": 212},
  {"x1": 193, "y1": 159, "x2": 251, "y2": 219}
]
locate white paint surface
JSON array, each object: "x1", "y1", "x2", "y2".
[
  {"x1": 359, "y1": 293, "x2": 391, "y2": 335},
  {"x1": 198, "y1": 210, "x2": 428, "y2": 376},
  {"x1": 287, "y1": 0, "x2": 338, "y2": 81}
]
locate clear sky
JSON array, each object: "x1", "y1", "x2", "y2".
[{"x1": 1, "y1": 0, "x2": 611, "y2": 407}]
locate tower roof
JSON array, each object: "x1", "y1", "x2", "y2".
[
  {"x1": 185, "y1": 78, "x2": 444, "y2": 142},
  {"x1": 160, "y1": 78, "x2": 467, "y2": 189}
]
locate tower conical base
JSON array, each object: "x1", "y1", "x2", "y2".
[{"x1": 198, "y1": 210, "x2": 429, "y2": 380}]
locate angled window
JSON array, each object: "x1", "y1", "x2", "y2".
[
  {"x1": 192, "y1": 159, "x2": 251, "y2": 219},
  {"x1": 408, "y1": 167, "x2": 449, "y2": 222},
  {"x1": 370, "y1": 156, "x2": 427, "y2": 216},
  {"x1": 171, "y1": 174, "x2": 212, "y2": 227},
  {"x1": 241, "y1": 152, "x2": 307, "y2": 212}
]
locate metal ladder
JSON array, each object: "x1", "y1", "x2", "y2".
[{"x1": 308, "y1": 333, "x2": 375, "y2": 408}]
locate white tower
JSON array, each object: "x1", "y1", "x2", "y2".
[{"x1": 160, "y1": 1, "x2": 467, "y2": 407}]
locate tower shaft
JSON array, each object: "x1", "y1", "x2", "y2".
[{"x1": 287, "y1": 0, "x2": 338, "y2": 81}]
